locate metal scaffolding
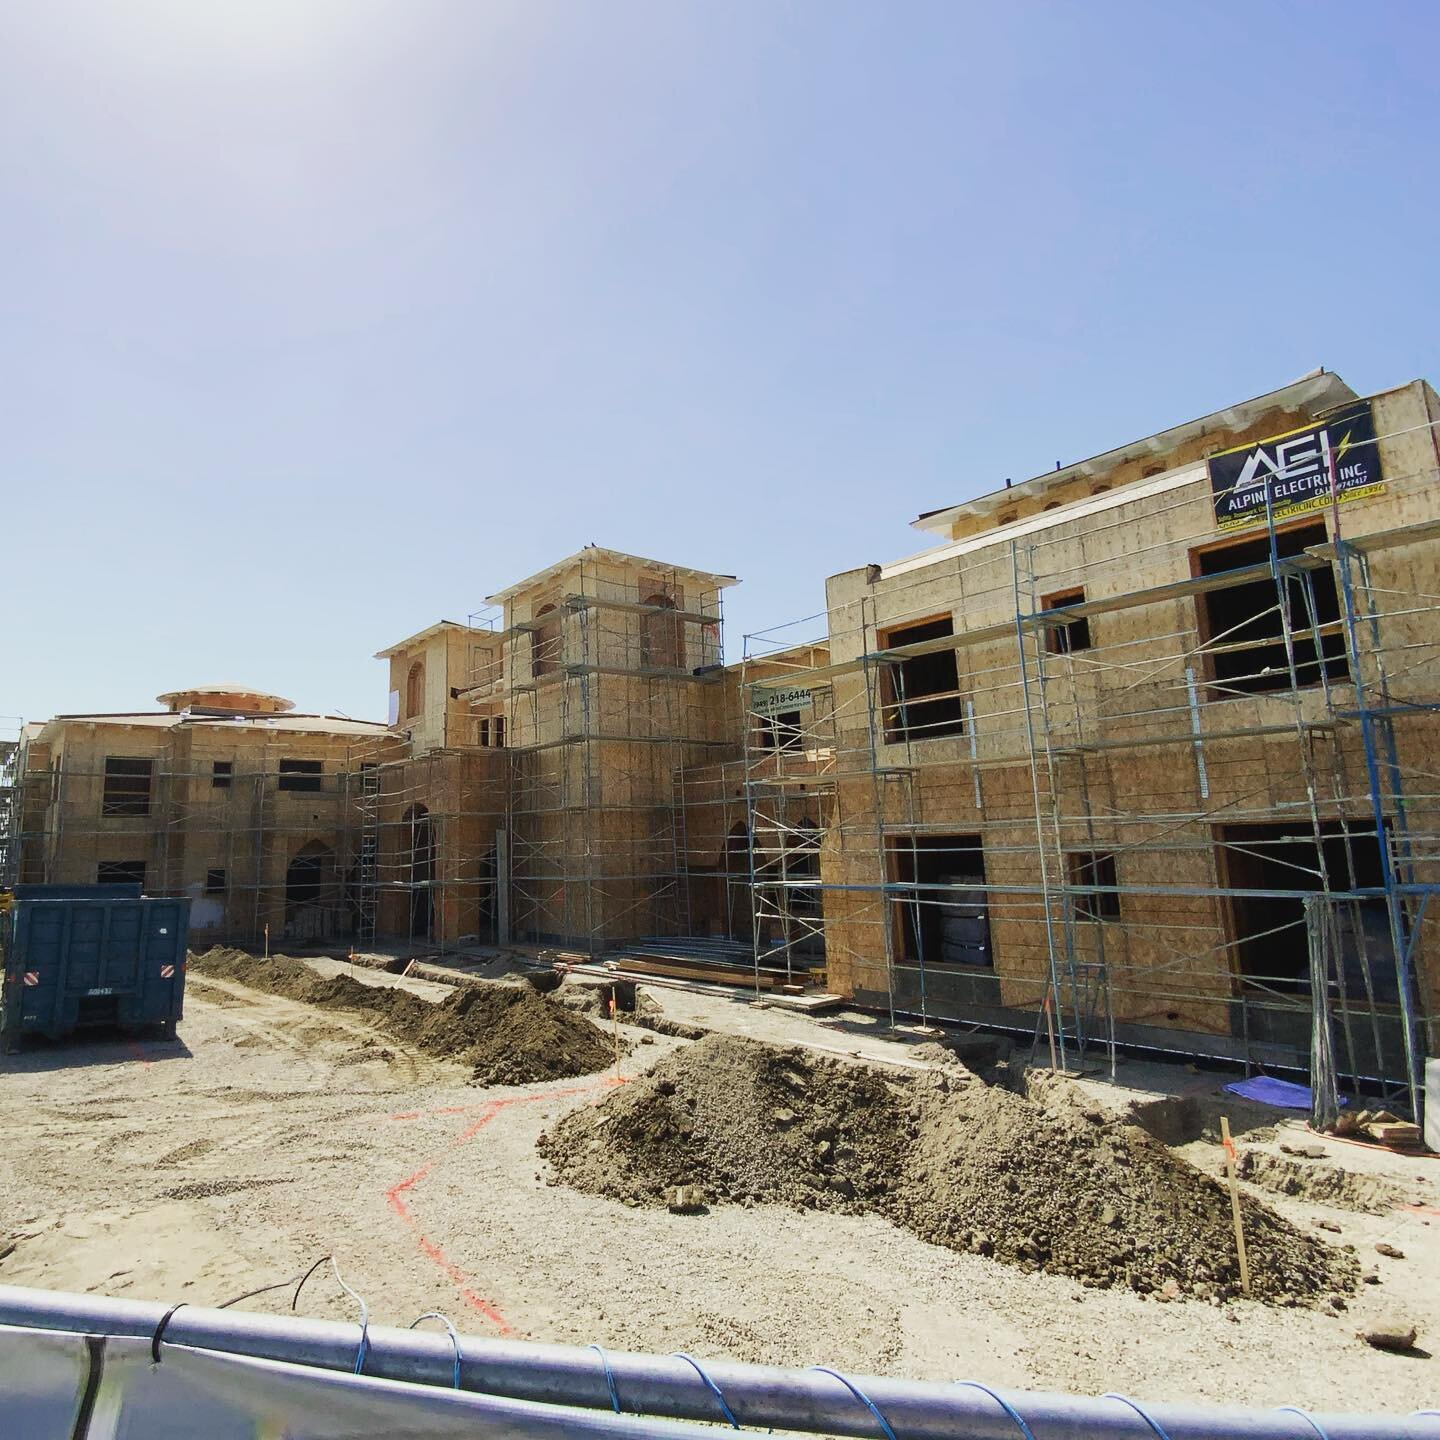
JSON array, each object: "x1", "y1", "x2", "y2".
[
  {"x1": 464, "y1": 557, "x2": 731, "y2": 957},
  {"x1": 739, "y1": 414, "x2": 1440, "y2": 1116}
]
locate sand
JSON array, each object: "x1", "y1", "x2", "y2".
[{"x1": 2, "y1": 958, "x2": 1435, "y2": 1415}]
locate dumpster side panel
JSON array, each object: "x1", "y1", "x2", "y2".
[
  {"x1": 133, "y1": 901, "x2": 189, "y2": 1028},
  {"x1": 2, "y1": 893, "x2": 191, "y2": 1043},
  {"x1": 13, "y1": 903, "x2": 72, "y2": 1039}
]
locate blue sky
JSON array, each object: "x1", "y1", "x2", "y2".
[{"x1": 5, "y1": 1, "x2": 1436, "y2": 726}]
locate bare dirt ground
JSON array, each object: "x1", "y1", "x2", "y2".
[{"x1": 2, "y1": 956, "x2": 1437, "y2": 1415}]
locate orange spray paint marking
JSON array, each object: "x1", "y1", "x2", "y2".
[{"x1": 383, "y1": 1077, "x2": 622, "y2": 1328}]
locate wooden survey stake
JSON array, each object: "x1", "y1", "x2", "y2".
[
  {"x1": 610, "y1": 993, "x2": 620, "y2": 1078},
  {"x1": 1220, "y1": 1116, "x2": 1251, "y2": 1297}
]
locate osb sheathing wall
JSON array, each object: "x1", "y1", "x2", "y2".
[
  {"x1": 673, "y1": 656, "x2": 832, "y2": 942},
  {"x1": 819, "y1": 380, "x2": 1440, "y2": 1038},
  {"x1": 497, "y1": 554, "x2": 731, "y2": 947},
  {"x1": 387, "y1": 626, "x2": 502, "y2": 755},
  {"x1": 366, "y1": 747, "x2": 507, "y2": 946},
  {"x1": 26, "y1": 720, "x2": 374, "y2": 943}
]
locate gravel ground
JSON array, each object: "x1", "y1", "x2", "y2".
[{"x1": 2, "y1": 959, "x2": 1436, "y2": 1415}]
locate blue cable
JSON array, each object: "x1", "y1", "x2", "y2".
[
  {"x1": 809, "y1": 1366, "x2": 898, "y2": 1440},
  {"x1": 1278, "y1": 1405, "x2": 1330, "y2": 1440},
  {"x1": 588, "y1": 1343, "x2": 622, "y2": 1414},
  {"x1": 952, "y1": 1380, "x2": 1037, "y2": 1439},
  {"x1": 672, "y1": 1351, "x2": 740, "y2": 1429},
  {"x1": 1102, "y1": 1392, "x2": 1173, "y2": 1440},
  {"x1": 409, "y1": 1311, "x2": 463, "y2": 1390},
  {"x1": 1275, "y1": 1406, "x2": 1331, "y2": 1439}
]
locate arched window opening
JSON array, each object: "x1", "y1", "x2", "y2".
[
  {"x1": 286, "y1": 839, "x2": 337, "y2": 940},
  {"x1": 640, "y1": 593, "x2": 681, "y2": 670},
  {"x1": 406, "y1": 661, "x2": 425, "y2": 718}
]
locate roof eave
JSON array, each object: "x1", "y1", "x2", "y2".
[
  {"x1": 486, "y1": 547, "x2": 739, "y2": 606},
  {"x1": 910, "y1": 369, "x2": 1357, "y2": 537}
]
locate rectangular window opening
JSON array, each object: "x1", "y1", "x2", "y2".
[
  {"x1": 102, "y1": 757, "x2": 153, "y2": 817},
  {"x1": 880, "y1": 616, "x2": 966, "y2": 743},
  {"x1": 1194, "y1": 522, "x2": 1349, "y2": 697},
  {"x1": 212, "y1": 760, "x2": 233, "y2": 789},
  {"x1": 1043, "y1": 587, "x2": 1092, "y2": 655},
  {"x1": 278, "y1": 758, "x2": 323, "y2": 793},
  {"x1": 890, "y1": 834, "x2": 989, "y2": 965},
  {"x1": 759, "y1": 709, "x2": 803, "y2": 752},
  {"x1": 205, "y1": 867, "x2": 227, "y2": 895},
  {"x1": 1218, "y1": 821, "x2": 1393, "y2": 998},
  {"x1": 1067, "y1": 851, "x2": 1121, "y2": 921},
  {"x1": 98, "y1": 859, "x2": 146, "y2": 888}
]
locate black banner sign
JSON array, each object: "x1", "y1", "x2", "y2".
[{"x1": 1208, "y1": 401, "x2": 1384, "y2": 531}]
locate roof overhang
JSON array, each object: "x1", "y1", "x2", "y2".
[
  {"x1": 911, "y1": 369, "x2": 1358, "y2": 538},
  {"x1": 485, "y1": 547, "x2": 739, "y2": 606},
  {"x1": 374, "y1": 620, "x2": 491, "y2": 660}
]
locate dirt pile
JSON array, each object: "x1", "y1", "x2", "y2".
[
  {"x1": 538, "y1": 1034, "x2": 1357, "y2": 1306},
  {"x1": 189, "y1": 948, "x2": 613, "y2": 1084}
]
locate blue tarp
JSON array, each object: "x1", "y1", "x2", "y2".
[{"x1": 1223, "y1": 1075, "x2": 1346, "y2": 1109}]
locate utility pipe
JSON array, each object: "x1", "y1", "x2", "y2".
[{"x1": 1, "y1": 1286, "x2": 1435, "y2": 1440}]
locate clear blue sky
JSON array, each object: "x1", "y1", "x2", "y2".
[{"x1": 5, "y1": 1, "x2": 1437, "y2": 726}]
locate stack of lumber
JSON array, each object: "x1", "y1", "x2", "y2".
[{"x1": 1333, "y1": 1107, "x2": 1424, "y2": 1148}]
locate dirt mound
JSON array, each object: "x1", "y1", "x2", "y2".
[
  {"x1": 538, "y1": 1034, "x2": 1357, "y2": 1306},
  {"x1": 189, "y1": 948, "x2": 612, "y2": 1084}
]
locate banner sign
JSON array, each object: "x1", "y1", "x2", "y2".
[
  {"x1": 751, "y1": 685, "x2": 812, "y2": 717},
  {"x1": 1207, "y1": 401, "x2": 1384, "y2": 532}
]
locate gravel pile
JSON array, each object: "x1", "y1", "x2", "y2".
[
  {"x1": 189, "y1": 947, "x2": 613, "y2": 1084},
  {"x1": 538, "y1": 1034, "x2": 1357, "y2": 1306}
]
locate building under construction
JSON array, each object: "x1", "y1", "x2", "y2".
[
  {"x1": 8, "y1": 371, "x2": 1439, "y2": 1113},
  {"x1": 733, "y1": 370, "x2": 1440, "y2": 1119}
]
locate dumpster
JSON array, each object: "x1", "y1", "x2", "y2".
[{"x1": 1, "y1": 884, "x2": 190, "y2": 1048}]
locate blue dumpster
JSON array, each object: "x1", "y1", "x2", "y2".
[{"x1": 1, "y1": 884, "x2": 190, "y2": 1048}]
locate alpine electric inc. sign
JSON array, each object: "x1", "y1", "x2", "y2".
[{"x1": 1207, "y1": 401, "x2": 1385, "y2": 532}]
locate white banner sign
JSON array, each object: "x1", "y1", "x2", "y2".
[{"x1": 750, "y1": 685, "x2": 812, "y2": 717}]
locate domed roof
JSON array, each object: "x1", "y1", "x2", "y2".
[{"x1": 155, "y1": 684, "x2": 296, "y2": 715}]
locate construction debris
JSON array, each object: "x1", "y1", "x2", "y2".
[
  {"x1": 188, "y1": 947, "x2": 613, "y2": 1084},
  {"x1": 1358, "y1": 1318, "x2": 1420, "y2": 1352},
  {"x1": 537, "y1": 1034, "x2": 1358, "y2": 1305}
]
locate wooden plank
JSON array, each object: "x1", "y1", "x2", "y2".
[
  {"x1": 612, "y1": 956, "x2": 778, "y2": 989},
  {"x1": 1363, "y1": 1121, "x2": 1423, "y2": 1147},
  {"x1": 760, "y1": 992, "x2": 845, "y2": 1014}
]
